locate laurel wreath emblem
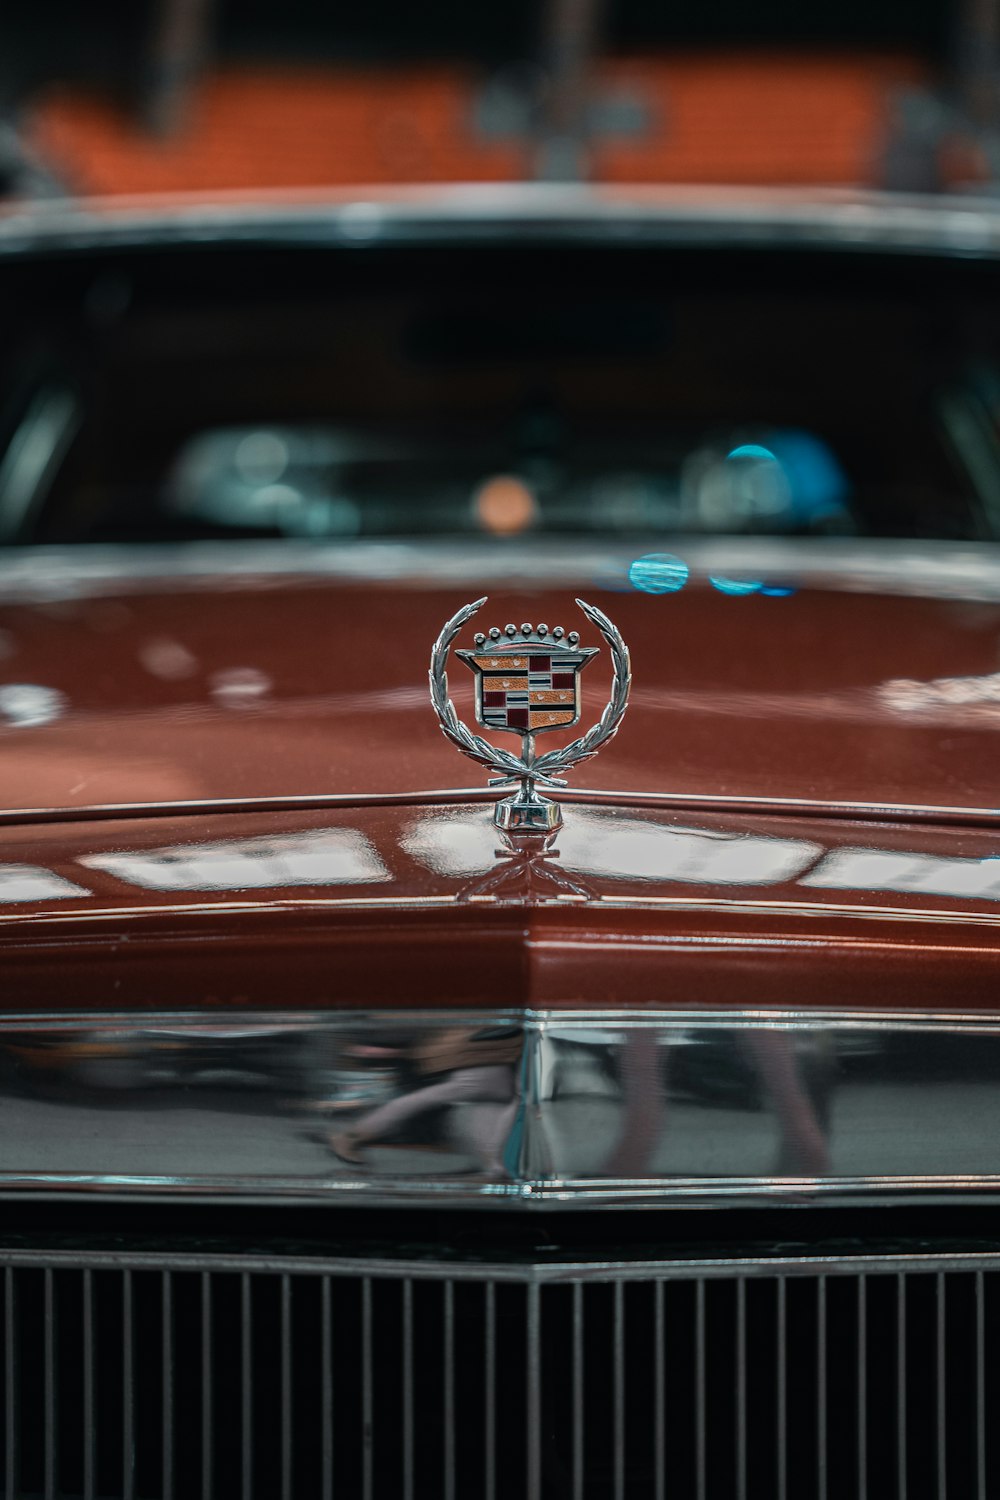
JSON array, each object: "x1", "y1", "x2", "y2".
[{"x1": 429, "y1": 596, "x2": 631, "y2": 790}]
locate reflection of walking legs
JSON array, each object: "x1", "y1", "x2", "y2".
[
  {"x1": 739, "y1": 1031, "x2": 830, "y2": 1175},
  {"x1": 462, "y1": 1096, "x2": 520, "y2": 1176},
  {"x1": 602, "y1": 1030, "x2": 666, "y2": 1177},
  {"x1": 330, "y1": 1065, "x2": 516, "y2": 1172},
  {"x1": 597, "y1": 1029, "x2": 829, "y2": 1180}
]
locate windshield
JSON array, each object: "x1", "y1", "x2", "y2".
[
  {"x1": 2, "y1": 2, "x2": 997, "y2": 548},
  {"x1": 0, "y1": 242, "x2": 998, "y2": 546}
]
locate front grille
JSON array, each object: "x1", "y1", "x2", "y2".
[{"x1": 2, "y1": 1247, "x2": 999, "y2": 1499}]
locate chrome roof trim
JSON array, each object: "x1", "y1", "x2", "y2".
[
  {"x1": 5, "y1": 185, "x2": 1000, "y2": 258},
  {"x1": 2, "y1": 1006, "x2": 1000, "y2": 1209}
]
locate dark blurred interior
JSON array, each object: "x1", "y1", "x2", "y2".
[{"x1": 2, "y1": 242, "x2": 1000, "y2": 546}]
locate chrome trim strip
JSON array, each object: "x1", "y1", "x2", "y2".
[
  {"x1": 3, "y1": 1247, "x2": 1000, "y2": 1280},
  {"x1": 6, "y1": 186, "x2": 1000, "y2": 258},
  {"x1": 1, "y1": 1007, "x2": 1000, "y2": 1207},
  {"x1": 3, "y1": 778, "x2": 1000, "y2": 834},
  {"x1": 1, "y1": 536, "x2": 1000, "y2": 602}
]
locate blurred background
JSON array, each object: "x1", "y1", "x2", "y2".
[
  {"x1": 0, "y1": 0, "x2": 996, "y2": 199},
  {"x1": 7, "y1": 1, "x2": 1000, "y2": 556}
]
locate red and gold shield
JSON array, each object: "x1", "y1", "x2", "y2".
[{"x1": 457, "y1": 630, "x2": 598, "y2": 735}]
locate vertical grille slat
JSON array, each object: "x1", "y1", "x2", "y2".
[
  {"x1": 4, "y1": 1268, "x2": 14, "y2": 1500},
  {"x1": 525, "y1": 1281, "x2": 540, "y2": 1500},
  {"x1": 0, "y1": 1250, "x2": 998, "y2": 1498},
  {"x1": 858, "y1": 1273, "x2": 867, "y2": 1500},
  {"x1": 162, "y1": 1272, "x2": 173, "y2": 1500},
  {"x1": 485, "y1": 1280, "x2": 496, "y2": 1500},
  {"x1": 200, "y1": 1273, "x2": 211, "y2": 1500},
  {"x1": 572, "y1": 1280, "x2": 583, "y2": 1500},
  {"x1": 976, "y1": 1271, "x2": 986, "y2": 1500},
  {"x1": 898, "y1": 1272, "x2": 907, "y2": 1500},
  {"x1": 322, "y1": 1275, "x2": 334, "y2": 1500},
  {"x1": 444, "y1": 1280, "x2": 456, "y2": 1500},
  {"x1": 937, "y1": 1272, "x2": 947, "y2": 1500},
  {"x1": 817, "y1": 1274, "x2": 827, "y2": 1500},
  {"x1": 122, "y1": 1270, "x2": 134, "y2": 1500},
  {"x1": 654, "y1": 1279, "x2": 665, "y2": 1500},
  {"x1": 43, "y1": 1268, "x2": 55, "y2": 1500},
  {"x1": 777, "y1": 1274, "x2": 787, "y2": 1500},
  {"x1": 240, "y1": 1272, "x2": 251, "y2": 1500},
  {"x1": 83, "y1": 1269, "x2": 95, "y2": 1500},
  {"x1": 736, "y1": 1277, "x2": 747, "y2": 1500},
  {"x1": 361, "y1": 1276, "x2": 373, "y2": 1500},
  {"x1": 696, "y1": 1276, "x2": 707, "y2": 1500},
  {"x1": 612, "y1": 1280, "x2": 624, "y2": 1500},
  {"x1": 281, "y1": 1273, "x2": 292, "y2": 1500}
]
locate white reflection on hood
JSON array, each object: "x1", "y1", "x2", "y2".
[
  {"x1": 80, "y1": 829, "x2": 390, "y2": 892},
  {"x1": 0, "y1": 865, "x2": 88, "y2": 903},
  {"x1": 0, "y1": 684, "x2": 66, "y2": 728},
  {"x1": 403, "y1": 809, "x2": 821, "y2": 886},
  {"x1": 801, "y1": 847, "x2": 1000, "y2": 901}
]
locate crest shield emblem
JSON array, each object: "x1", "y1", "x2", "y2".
[
  {"x1": 430, "y1": 599, "x2": 630, "y2": 835},
  {"x1": 456, "y1": 626, "x2": 598, "y2": 735}
]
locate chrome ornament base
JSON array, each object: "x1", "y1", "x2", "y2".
[{"x1": 494, "y1": 786, "x2": 563, "y2": 833}]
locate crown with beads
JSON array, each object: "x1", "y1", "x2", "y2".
[{"x1": 469, "y1": 621, "x2": 584, "y2": 653}]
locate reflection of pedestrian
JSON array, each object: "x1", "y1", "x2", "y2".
[
  {"x1": 600, "y1": 1028, "x2": 830, "y2": 1178},
  {"x1": 330, "y1": 1027, "x2": 521, "y2": 1176},
  {"x1": 601, "y1": 1029, "x2": 665, "y2": 1176},
  {"x1": 740, "y1": 1030, "x2": 830, "y2": 1176}
]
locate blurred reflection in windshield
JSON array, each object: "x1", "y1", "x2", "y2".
[
  {"x1": 171, "y1": 422, "x2": 856, "y2": 542},
  {"x1": 4, "y1": 250, "x2": 1000, "y2": 546},
  {"x1": 472, "y1": 474, "x2": 539, "y2": 535}
]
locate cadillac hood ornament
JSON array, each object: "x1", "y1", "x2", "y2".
[{"x1": 430, "y1": 598, "x2": 631, "y2": 832}]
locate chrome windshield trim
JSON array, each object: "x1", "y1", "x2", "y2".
[
  {"x1": 1, "y1": 1007, "x2": 1000, "y2": 1208},
  {"x1": 1, "y1": 536, "x2": 1000, "y2": 603}
]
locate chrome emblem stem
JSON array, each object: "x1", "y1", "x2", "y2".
[{"x1": 429, "y1": 596, "x2": 631, "y2": 833}]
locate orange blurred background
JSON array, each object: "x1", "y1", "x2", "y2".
[{"x1": 2, "y1": 0, "x2": 994, "y2": 197}]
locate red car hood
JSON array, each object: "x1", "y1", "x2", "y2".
[{"x1": 0, "y1": 566, "x2": 997, "y2": 817}]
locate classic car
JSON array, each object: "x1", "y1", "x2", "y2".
[{"x1": 1, "y1": 185, "x2": 1000, "y2": 1497}]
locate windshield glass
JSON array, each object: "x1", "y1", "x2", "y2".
[{"x1": 0, "y1": 243, "x2": 998, "y2": 546}]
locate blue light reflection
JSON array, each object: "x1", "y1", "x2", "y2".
[
  {"x1": 709, "y1": 577, "x2": 762, "y2": 596},
  {"x1": 709, "y1": 577, "x2": 796, "y2": 598},
  {"x1": 725, "y1": 430, "x2": 849, "y2": 526},
  {"x1": 726, "y1": 444, "x2": 777, "y2": 463},
  {"x1": 628, "y1": 553, "x2": 689, "y2": 594}
]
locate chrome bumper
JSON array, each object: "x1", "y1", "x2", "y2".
[{"x1": 0, "y1": 1008, "x2": 998, "y2": 1206}]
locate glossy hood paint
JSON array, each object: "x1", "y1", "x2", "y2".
[
  {"x1": 4, "y1": 800, "x2": 1000, "y2": 1012},
  {"x1": 0, "y1": 557, "x2": 997, "y2": 1011},
  {"x1": 0, "y1": 569, "x2": 997, "y2": 817}
]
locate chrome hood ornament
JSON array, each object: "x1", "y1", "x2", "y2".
[{"x1": 430, "y1": 598, "x2": 631, "y2": 833}]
